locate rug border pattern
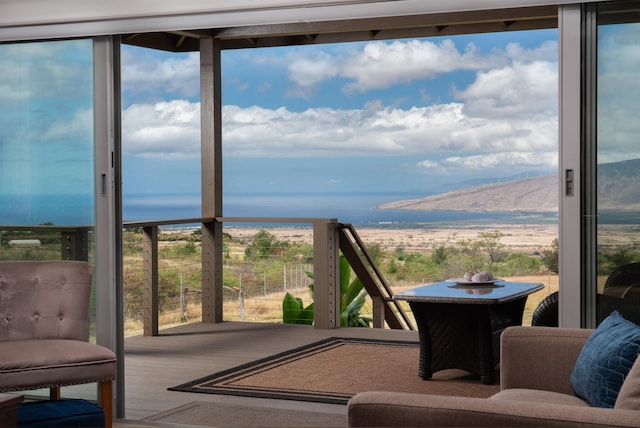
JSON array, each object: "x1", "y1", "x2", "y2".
[{"x1": 168, "y1": 336, "x2": 419, "y2": 405}]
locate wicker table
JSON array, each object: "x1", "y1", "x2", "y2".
[{"x1": 394, "y1": 280, "x2": 543, "y2": 384}]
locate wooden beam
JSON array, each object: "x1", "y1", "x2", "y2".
[{"x1": 200, "y1": 37, "x2": 224, "y2": 323}]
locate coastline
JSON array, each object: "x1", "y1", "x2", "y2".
[{"x1": 223, "y1": 223, "x2": 559, "y2": 253}]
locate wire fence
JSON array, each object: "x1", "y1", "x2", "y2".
[{"x1": 121, "y1": 230, "x2": 337, "y2": 333}]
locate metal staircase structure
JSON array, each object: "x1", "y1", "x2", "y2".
[{"x1": 338, "y1": 223, "x2": 415, "y2": 330}]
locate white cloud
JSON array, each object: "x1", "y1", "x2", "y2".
[
  {"x1": 504, "y1": 40, "x2": 558, "y2": 62},
  {"x1": 455, "y1": 61, "x2": 557, "y2": 119},
  {"x1": 121, "y1": 37, "x2": 558, "y2": 172},
  {"x1": 283, "y1": 38, "x2": 543, "y2": 95},
  {"x1": 435, "y1": 152, "x2": 557, "y2": 170},
  {"x1": 417, "y1": 160, "x2": 439, "y2": 169},
  {"x1": 0, "y1": 39, "x2": 92, "y2": 100},
  {"x1": 123, "y1": 100, "x2": 201, "y2": 160},
  {"x1": 121, "y1": 49, "x2": 200, "y2": 98},
  {"x1": 0, "y1": 82, "x2": 29, "y2": 101},
  {"x1": 41, "y1": 108, "x2": 93, "y2": 143},
  {"x1": 123, "y1": 99, "x2": 556, "y2": 170},
  {"x1": 339, "y1": 39, "x2": 502, "y2": 93},
  {"x1": 288, "y1": 50, "x2": 339, "y2": 87},
  {"x1": 596, "y1": 24, "x2": 640, "y2": 163}
]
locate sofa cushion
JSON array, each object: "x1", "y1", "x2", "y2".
[
  {"x1": 615, "y1": 352, "x2": 640, "y2": 409},
  {"x1": 571, "y1": 311, "x2": 640, "y2": 408},
  {"x1": 491, "y1": 388, "x2": 591, "y2": 407}
]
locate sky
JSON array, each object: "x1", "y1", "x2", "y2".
[
  {"x1": 597, "y1": 23, "x2": 640, "y2": 164},
  {"x1": 0, "y1": 39, "x2": 94, "y2": 197},
  {"x1": 3, "y1": 23, "x2": 640, "y2": 224},
  {"x1": 120, "y1": 29, "x2": 560, "y2": 198}
]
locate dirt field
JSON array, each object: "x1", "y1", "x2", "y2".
[{"x1": 224, "y1": 223, "x2": 559, "y2": 254}]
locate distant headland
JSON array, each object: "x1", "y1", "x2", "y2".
[{"x1": 378, "y1": 174, "x2": 558, "y2": 213}]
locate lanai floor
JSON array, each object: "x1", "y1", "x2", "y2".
[{"x1": 115, "y1": 321, "x2": 419, "y2": 427}]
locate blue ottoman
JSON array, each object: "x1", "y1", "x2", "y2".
[{"x1": 17, "y1": 400, "x2": 104, "y2": 428}]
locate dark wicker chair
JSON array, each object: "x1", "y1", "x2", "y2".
[
  {"x1": 602, "y1": 263, "x2": 640, "y2": 298},
  {"x1": 530, "y1": 264, "x2": 640, "y2": 328},
  {"x1": 599, "y1": 263, "x2": 640, "y2": 325},
  {"x1": 531, "y1": 291, "x2": 558, "y2": 327}
]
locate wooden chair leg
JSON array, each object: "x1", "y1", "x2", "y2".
[
  {"x1": 49, "y1": 386, "x2": 60, "y2": 401},
  {"x1": 98, "y1": 380, "x2": 112, "y2": 428},
  {"x1": 0, "y1": 394, "x2": 24, "y2": 428}
]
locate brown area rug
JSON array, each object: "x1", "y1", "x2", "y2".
[{"x1": 168, "y1": 337, "x2": 500, "y2": 404}]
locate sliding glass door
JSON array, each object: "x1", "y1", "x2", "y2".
[
  {"x1": 584, "y1": 1, "x2": 640, "y2": 326},
  {"x1": 0, "y1": 37, "x2": 111, "y2": 402}
]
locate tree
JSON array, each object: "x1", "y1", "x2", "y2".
[
  {"x1": 431, "y1": 245, "x2": 448, "y2": 266},
  {"x1": 541, "y1": 238, "x2": 559, "y2": 274},
  {"x1": 387, "y1": 258, "x2": 398, "y2": 274},
  {"x1": 244, "y1": 229, "x2": 288, "y2": 261},
  {"x1": 455, "y1": 239, "x2": 485, "y2": 273},
  {"x1": 364, "y1": 242, "x2": 384, "y2": 266},
  {"x1": 496, "y1": 253, "x2": 542, "y2": 276},
  {"x1": 477, "y1": 230, "x2": 506, "y2": 270}
]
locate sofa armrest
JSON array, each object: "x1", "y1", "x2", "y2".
[
  {"x1": 500, "y1": 326, "x2": 593, "y2": 395},
  {"x1": 347, "y1": 391, "x2": 640, "y2": 428}
]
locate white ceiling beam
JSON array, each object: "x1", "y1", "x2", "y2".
[{"x1": 0, "y1": 0, "x2": 606, "y2": 43}]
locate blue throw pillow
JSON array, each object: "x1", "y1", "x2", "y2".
[{"x1": 571, "y1": 311, "x2": 640, "y2": 408}]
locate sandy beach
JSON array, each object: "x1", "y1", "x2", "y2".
[{"x1": 224, "y1": 223, "x2": 559, "y2": 254}]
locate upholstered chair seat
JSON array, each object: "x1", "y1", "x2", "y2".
[{"x1": 0, "y1": 261, "x2": 116, "y2": 428}]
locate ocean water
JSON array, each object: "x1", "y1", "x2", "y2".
[
  {"x1": 0, "y1": 194, "x2": 94, "y2": 226},
  {"x1": 124, "y1": 192, "x2": 558, "y2": 229},
  {"x1": 0, "y1": 192, "x2": 558, "y2": 228}
]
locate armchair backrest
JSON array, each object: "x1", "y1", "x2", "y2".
[{"x1": 0, "y1": 261, "x2": 92, "y2": 342}]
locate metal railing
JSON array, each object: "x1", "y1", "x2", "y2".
[
  {"x1": 123, "y1": 217, "x2": 344, "y2": 335},
  {"x1": 2, "y1": 218, "x2": 409, "y2": 336},
  {"x1": 1, "y1": 225, "x2": 92, "y2": 261}
]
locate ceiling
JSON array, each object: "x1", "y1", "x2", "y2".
[{"x1": 122, "y1": 5, "x2": 559, "y2": 52}]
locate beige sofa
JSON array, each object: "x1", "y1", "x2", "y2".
[{"x1": 348, "y1": 326, "x2": 640, "y2": 427}]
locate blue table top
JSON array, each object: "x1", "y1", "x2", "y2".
[{"x1": 393, "y1": 280, "x2": 544, "y2": 304}]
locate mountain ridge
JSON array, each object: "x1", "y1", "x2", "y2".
[
  {"x1": 378, "y1": 158, "x2": 640, "y2": 213},
  {"x1": 378, "y1": 174, "x2": 558, "y2": 212}
]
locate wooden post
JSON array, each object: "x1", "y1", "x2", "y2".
[
  {"x1": 372, "y1": 296, "x2": 385, "y2": 328},
  {"x1": 313, "y1": 220, "x2": 340, "y2": 329},
  {"x1": 60, "y1": 227, "x2": 89, "y2": 261},
  {"x1": 201, "y1": 219, "x2": 223, "y2": 323},
  {"x1": 142, "y1": 226, "x2": 158, "y2": 336},
  {"x1": 200, "y1": 36, "x2": 224, "y2": 323}
]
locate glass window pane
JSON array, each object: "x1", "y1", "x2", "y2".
[
  {"x1": 0, "y1": 40, "x2": 94, "y2": 228},
  {"x1": 0, "y1": 38, "x2": 96, "y2": 400},
  {"x1": 596, "y1": 2, "x2": 640, "y2": 325}
]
